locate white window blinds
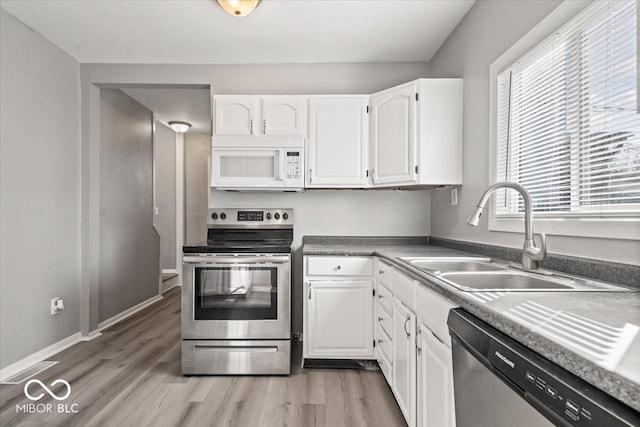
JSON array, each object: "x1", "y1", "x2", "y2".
[{"x1": 495, "y1": 0, "x2": 640, "y2": 217}]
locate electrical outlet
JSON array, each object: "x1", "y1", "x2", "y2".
[
  {"x1": 50, "y1": 297, "x2": 64, "y2": 315},
  {"x1": 451, "y1": 188, "x2": 458, "y2": 206}
]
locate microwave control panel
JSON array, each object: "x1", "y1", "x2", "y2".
[{"x1": 286, "y1": 151, "x2": 301, "y2": 179}]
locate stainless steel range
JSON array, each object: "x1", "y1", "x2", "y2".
[{"x1": 181, "y1": 208, "x2": 293, "y2": 375}]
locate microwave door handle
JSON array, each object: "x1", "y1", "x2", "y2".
[{"x1": 278, "y1": 149, "x2": 285, "y2": 181}]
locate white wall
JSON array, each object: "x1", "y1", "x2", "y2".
[
  {"x1": 0, "y1": 9, "x2": 81, "y2": 368},
  {"x1": 212, "y1": 189, "x2": 431, "y2": 332},
  {"x1": 429, "y1": 0, "x2": 640, "y2": 265},
  {"x1": 155, "y1": 121, "x2": 177, "y2": 270},
  {"x1": 185, "y1": 133, "x2": 210, "y2": 245}
]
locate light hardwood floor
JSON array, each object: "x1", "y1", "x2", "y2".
[{"x1": 0, "y1": 287, "x2": 406, "y2": 427}]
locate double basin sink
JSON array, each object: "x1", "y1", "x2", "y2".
[{"x1": 399, "y1": 257, "x2": 635, "y2": 292}]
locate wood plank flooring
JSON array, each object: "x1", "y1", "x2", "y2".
[{"x1": 0, "y1": 288, "x2": 406, "y2": 427}]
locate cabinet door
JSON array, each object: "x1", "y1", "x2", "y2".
[
  {"x1": 370, "y1": 83, "x2": 417, "y2": 186},
  {"x1": 392, "y1": 297, "x2": 416, "y2": 427},
  {"x1": 214, "y1": 96, "x2": 259, "y2": 136},
  {"x1": 261, "y1": 96, "x2": 305, "y2": 136},
  {"x1": 417, "y1": 323, "x2": 456, "y2": 427},
  {"x1": 307, "y1": 97, "x2": 369, "y2": 187},
  {"x1": 307, "y1": 280, "x2": 374, "y2": 358}
]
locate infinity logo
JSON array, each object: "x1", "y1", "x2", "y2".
[{"x1": 24, "y1": 379, "x2": 71, "y2": 401}]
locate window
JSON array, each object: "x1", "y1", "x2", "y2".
[{"x1": 495, "y1": 0, "x2": 640, "y2": 220}]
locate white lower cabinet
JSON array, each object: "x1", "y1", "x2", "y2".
[
  {"x1": 417, "y1": 322, "x2": 456, "y2": 427},
  {"x1": 306, "y1": 280, "x2": 374, "y2": 358},
  {"x1": 392, "y1": 297, "x2": 417, "y2": 427}
]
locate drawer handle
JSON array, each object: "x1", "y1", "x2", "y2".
[
  {"x1": 404, "y1": 316, "x2": 411, "y2": 338},
  {"x1": 336, "y1": 265, "x2": 342, "y2": 270}
]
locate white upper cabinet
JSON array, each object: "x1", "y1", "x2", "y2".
[
  {"x1": 307, "y1": 96, "x2": 369, "y2": 188},
  {"x1": 370, "y1": 82, "x2": 417, "y2": 186},
  {"x1": 213, "y1": 95, "x2": 306, "y2": 138},
  {"x1": 370, "y1": 78, "x2": 463, "y2": 187},
  {"x1": 262, "y1": 97, "x2": 306, "y2": 136},
  {"x1": 214, "y1": 96, "x2": 259, "y2": 136}
]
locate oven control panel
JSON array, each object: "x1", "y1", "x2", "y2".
[{"x1": 209, "y1": 208, "x2": 293, "y2": 226}]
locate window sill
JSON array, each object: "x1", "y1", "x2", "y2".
[{"x1": 488, "y1": 213, "x2": 640, "y2": 240}]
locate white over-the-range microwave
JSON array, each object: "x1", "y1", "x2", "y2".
[{"x1": 211, "y1": 137, "x2": 304, "y2": 191}]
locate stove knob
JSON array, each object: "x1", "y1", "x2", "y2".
[
  {"x1": 211, "y1": 212, "x2": 218, "y2": 220},
  {"x1": 274, "y1": 213, "x2": 280, "y2": 220},
  {"x1": 266, "y1": 213, "x2": 272, "y2": 220},
  {"x1": 220, "y1": 213, "x2": 227, "y2": 220},
  {"x1": 283, "y1": 213, "x2": 289, "y2": 220}
]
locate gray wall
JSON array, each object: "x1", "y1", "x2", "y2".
[
  {"x1": 154, "y1": 121, "x2": 177, "y2": 270},
  {"x1": 99, "y1": 89, "x2": 159, "y2": 323},
  {"x1": 0, "y1": 9, "x2": 81, "y2": 369},
  {"x1": 212, "y1": 190, "x2": 431, "y2": 333},
  {"x1": 185, "y1": 133, "x2": 210, "y2": 245},
  {"x1": 429, "y1": 0, "x2": 640, "y2": 265}
]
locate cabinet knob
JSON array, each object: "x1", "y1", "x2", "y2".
[
  {"x1": 378, "y1": 317, "x2": 384, "y2": 322},
  {"x1": 378, "y1": 294, "x2": 383, "y2": 299},
  {"x1": 379, "y1": 270, "x2": 384, "y2": 275},
  {"x1": 336, "y1": 265, "x2": 341, "y2": 270}
]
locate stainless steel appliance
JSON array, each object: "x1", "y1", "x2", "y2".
[
  {"x1": 182, "y1": 208, "x2": 293, "y2": 375},
  {"x1": 448, "y1": 309, "x2": 639, "y2": 427}
]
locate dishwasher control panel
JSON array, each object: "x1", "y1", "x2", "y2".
[{"x1": 488, "y1": 339, "x2": 632, "y2": 426}]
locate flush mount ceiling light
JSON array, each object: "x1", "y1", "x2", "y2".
[
  {"x1": 216, "y1": 0, "x2": 262, "y2": 17},
  {"x1": 168, "y1": 121, "x2": 192, "y2": 133}
]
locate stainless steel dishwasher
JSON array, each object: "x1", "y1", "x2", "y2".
[{"x1": 447, "y1": 309, "x2": 640, "y2": 427}]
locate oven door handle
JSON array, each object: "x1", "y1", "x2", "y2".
[{"x1": 183, "y1": 255, "x2": 290, "y2": 264}]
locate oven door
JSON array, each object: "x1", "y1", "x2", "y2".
[{"x1": 182, "y1": 254, "x2": 291, "y2": 340}]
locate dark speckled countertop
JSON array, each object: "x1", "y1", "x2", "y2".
[{"x1": 302, "y1": 237, "x2": 640, "y2": 413}]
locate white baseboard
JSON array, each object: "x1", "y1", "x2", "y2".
[
  {"x1": 0, "y1": 332, "x2": 82, "y2": 383},
  {"x1": 98, "y1": 294, "x2": 163, "y2": 330},
  {"x1": 1, "y1": 294, "x2": 165, "y2": 383},
  {"x1": 81, "y1": 330, "x2": 103, "y2": 341}
]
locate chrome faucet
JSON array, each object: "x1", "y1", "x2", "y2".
[{"x1": 466, "y1": 182, "x2": 546, "y2": 270}]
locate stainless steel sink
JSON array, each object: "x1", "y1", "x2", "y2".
[
  {"x1": 438, "y1": 271, "x2": 636, "y2": 292},
  {"x1": 399, "y1": 256, "x2": 636, "y2": 292},
  {"x1": 439, "y1": 271, "x2": 571, "y2": 291},
  {"x1": 401, "y1": 257, "x2": 506, "y2": 274}
]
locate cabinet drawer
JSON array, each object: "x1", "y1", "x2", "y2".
[
  {"x1": 376, "y1": 323, "x2": 393, "y2": 362},
  {"x1": 392, "y1": 269, "x2": 417, "y2": 311},
  {"x1": 376, "y1": 305, "x2": 393, "y2": 338},
  {"x1": 376, "y1": 282, "x2": 393, "y2": 315},
  {"x1": 416, "y1": 285, "x2": 456, "y2": 347},
  {"x1": 376, "y1": 259, "x2": 393, "y2": 290},
  {"x1": 307, "y1": 256, "x2": 373, "y2": 276}
]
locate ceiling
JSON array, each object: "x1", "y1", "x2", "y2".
[
  {"x1": 0, "y1": 0, "x2": 474, "y2": 64},
  {"x1": 121, "y1": 88, "x2": 212, "y2": 134}
]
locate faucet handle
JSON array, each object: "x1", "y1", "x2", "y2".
[{"x1": 530, "y1": 233, "x2": 547, "y2": 261}]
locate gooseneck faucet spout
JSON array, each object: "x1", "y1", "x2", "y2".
[{"x1": 466, "y1": 182, "x2": 546, "y2": 270}]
